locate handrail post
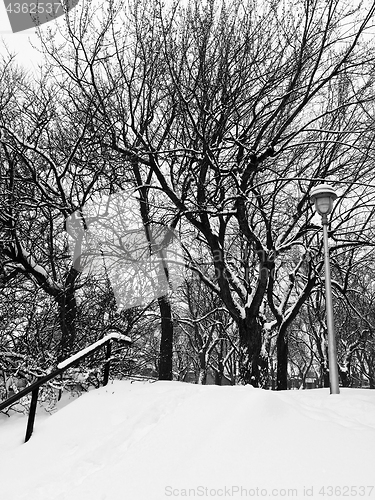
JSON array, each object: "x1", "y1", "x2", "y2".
[
  {"x1": 25, "y1": 387, "x2": 39, "y2": 442},
  {"x1": 103, "y1": 341, "x2": 112, "y2": 386}
]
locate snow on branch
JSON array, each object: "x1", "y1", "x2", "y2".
[{"x1": 14, "y1": 241, "x2": 61, "y2": 295}]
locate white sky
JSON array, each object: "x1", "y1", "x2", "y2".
[{"x1": 0, "y1": 2, "x2": 45, "y2": 72}]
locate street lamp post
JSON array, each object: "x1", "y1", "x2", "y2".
[{"x1": 310, "y1": 184, "x2": 340, "y2": 395}]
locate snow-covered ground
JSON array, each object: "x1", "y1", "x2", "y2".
[{"x1": 1, "y1": 381, "x2": 375, "y2": 500}]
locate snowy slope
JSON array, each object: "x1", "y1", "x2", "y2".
[{"x1": 1, "y1": 381, "x2": 375, "y2": 500}]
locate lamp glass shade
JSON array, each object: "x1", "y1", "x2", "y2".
[{"x1": 315, "y1": 196, "x2": 332, "y2": 215}]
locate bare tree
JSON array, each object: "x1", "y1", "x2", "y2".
[
  {"x1": 0, "y1": 54, "x2": 127, "y2": 360},
  {"x1": 176, "y1": 272, "x2": 237, "y2": 384},
  {"x1": 31, "y1": 0, "x2": 375, "y2": 387}
]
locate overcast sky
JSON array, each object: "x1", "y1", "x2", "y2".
[{"x1": 0, "y1": 2, "x2": 43, "y2": 72}]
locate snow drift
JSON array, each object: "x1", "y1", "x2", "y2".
[{"x1": 1, "y1": 381, "x2": 375, "y2": 500}]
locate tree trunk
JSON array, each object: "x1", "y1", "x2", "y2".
[
  {"x1": 57, "y1": 288, "x2": 77, "y2": 362},
  {"x1": 158, "y1": 294, "x2": 173, "y2": 380},
  {"x1": 214, "y1": 338, "x2": 224, "y2": 386},
  {"x1": 276, "y1": 328, "x2": 288, "y2": 390},
  {"x1": 321, "y1": 364, "x2": 330, "y2": 388},
  {"x1": 238, "y1": 317, "x2": 268, "y2": 387},
  {"x1": 198, "y1": 350, "x2": 207, "y2": 385},
  {"x1": 56, "y1": 266, "x2": 80, "y2": 361}
]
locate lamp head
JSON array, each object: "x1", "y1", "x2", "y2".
[{"x1": 310, "y1": 184, "x2": 337, "y2": 216}]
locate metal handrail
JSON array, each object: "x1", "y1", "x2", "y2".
[{"x1": 0, "y1": 332, "x2": 131, "y2": 442}]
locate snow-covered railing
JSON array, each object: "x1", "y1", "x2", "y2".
[
  {"x1": 0, "y1": 332, "x2": 131, "y2": 442},
  {"x1": 57, "y1": 333, "x2": 131, "y2": 369}
]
